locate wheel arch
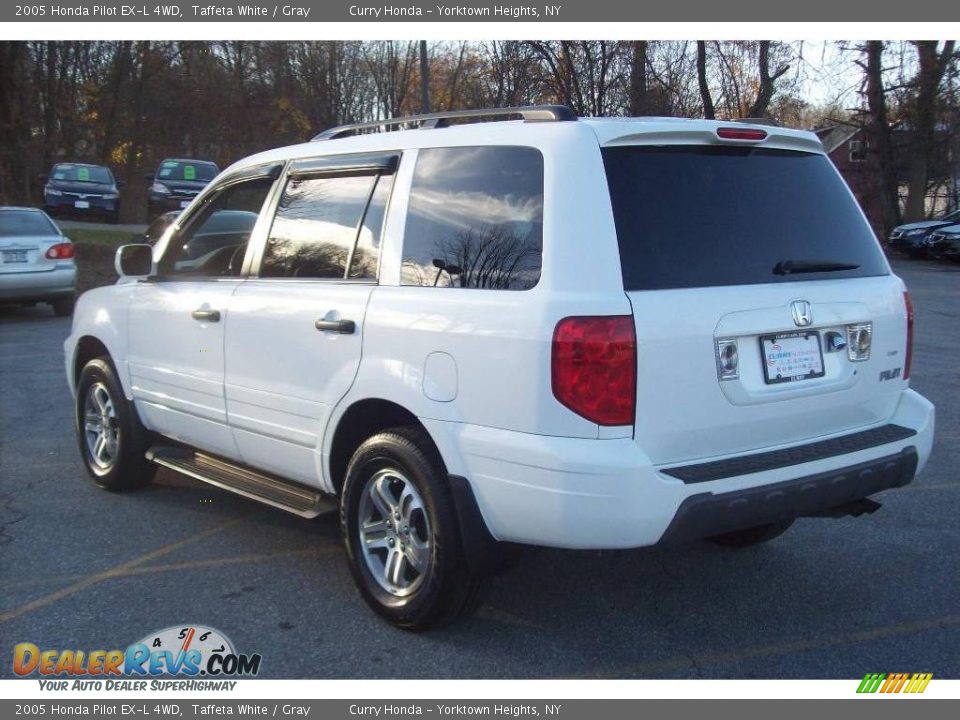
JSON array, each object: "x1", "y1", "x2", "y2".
[
  {"x1": 74, "y1": 336, "x2": 111, "y2": 384},
  {"x1": 326, "y1": 398, "x2": 438, "y2": 496},
  {"x1": 326, "y1": 396, "x2": 503, "y2": 576}
]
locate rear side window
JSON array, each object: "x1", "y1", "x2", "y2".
[
  {"x1": 602, "y1": 146, "x2": 888, "y2": 291},
  {"x1": 262, "y1": 175, "x2": 377, "y2": 280},
  {"x1": 401, "y1": 146, "x2": 543, "y2": 290}
]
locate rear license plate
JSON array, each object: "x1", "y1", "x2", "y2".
[
  {"x1": 760, "y1": 331, "x2": 825, "y2": 385},
  {"x1": 180, "y1": 200, "x2": 190, "y2": 208},
  {"x1": 2, "y1": 249, "x2": 29, "y2": 264},
  {"x1": 74, "y1": 200, "x2": 90, "y2": 209}
]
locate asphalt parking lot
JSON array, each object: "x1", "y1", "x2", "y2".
[{"x1": 0, "y1": 256, "x2": 958, "y2": 680}]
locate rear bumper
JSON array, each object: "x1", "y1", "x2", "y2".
[
  {"x1": 0, "y1": 266, "x2": 76, "y2": 301},
  {"x1": 426, "y1": 388, "x2": 934, "y2": 549},
  {"x1": 658, "y1": 448, "x2": 917, "y2": 545}
]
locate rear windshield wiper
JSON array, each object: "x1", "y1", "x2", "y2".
[{"x1": 773, "y1": 259, "x2": 860, "y2": 276}]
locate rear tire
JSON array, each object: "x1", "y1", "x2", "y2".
[
  {"x1": 708, "y1": 519, "x2": 794, "y2": 548},
  {"x1": 52, "y1": 295, "x2": 75, "y2": 317},
  {"x1": 341, "y1": 427, "x2": 485, "y2": 630},
  {"x1": 76, "y1": 357, "x2": 155, "y2": 491}
]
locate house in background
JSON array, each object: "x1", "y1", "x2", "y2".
[
  {"x1": 815, "y1": 122, "x2": 885, "y2": 236},
  {"x1": 816, "y1": 120, "x2": 960, "y2": 237}
]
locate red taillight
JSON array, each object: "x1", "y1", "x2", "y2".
[
  {"x1": 903, "y1": 291, "x2": 914, "y2": 380},
  {"x1": 551, "y1": 316, "x2": 637, "y2": 426},
  {"x1": 716, "y1": 127, "x2": 768, "y2": 141},
  {"x1": 45, "y1": 242, "x2": 74, "y2": 260}
]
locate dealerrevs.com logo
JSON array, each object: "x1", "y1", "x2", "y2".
[{"x1": 13, "y1": 625, "x2": 261, "y2": 690}]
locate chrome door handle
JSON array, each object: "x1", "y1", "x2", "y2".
[
  {"x1": 191, "y1": 309, "x2": 221, "y2": 322},
  {"x1": 315, "y1": 318, "x2": 356, "y2": 334}
]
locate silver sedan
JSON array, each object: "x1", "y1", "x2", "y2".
[{"x1": 0, "y1": 207, "x2": 77, "y2": 316}]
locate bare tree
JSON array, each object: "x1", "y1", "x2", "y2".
[
  {"x1": 903, "y1": 40, "x2": 957, "y2": 221},
  {"x1": 861, "y1": 41, "x2": 902, "y2": 234},
  {"x1": 747, "y1": 41, "x2": 791, "y2": 117},
  {"x1": 696, "y1": 41, "x2": 715, "y2": 119}
]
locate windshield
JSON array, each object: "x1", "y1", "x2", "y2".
[
  {"x1": 51, "y1": 164, "x2": 113, "y2": 184},
  {"x1": 156, "y1": 160, "x2": 218, "y2": 182},
  {"x1": 602, "y1": 146, "x2": 889, "y2": 290},
  {"x1": 0, "y1": 211, "x2": 59, "y2": 237}
]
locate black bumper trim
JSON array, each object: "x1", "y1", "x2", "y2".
[
  {"x1": 662, "y1": 423, "x2": 917, "y2": 484},
  {"x1": 658, "y1": 447, "x2": 918, "y2": 546}
]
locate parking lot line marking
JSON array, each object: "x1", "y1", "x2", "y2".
[
  {"x1": 0, "y1": 546, "x2": 336, "y2": 591},
  {"x1": 574, "y1": 613, "x2": 960, "y2": 678},
  {"x1": 121, "y1": 547, "x2": 338, "y2": 577},
  {"x1": 0, "y1": 516, "x2": 244, "y2": 624}
]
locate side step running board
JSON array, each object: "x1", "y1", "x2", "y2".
[{"x1": 146, "y1": 446, "x2": 334, "y2": 518}]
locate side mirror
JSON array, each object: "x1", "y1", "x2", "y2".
[
  {"x1": 39, "y1": 173, "x2": 49, "y2": 183},
  {"x1": 116, "y1": 179, "x2": 127, "y2": 189},
  {"x1": 144, "y1": 172, "x2": 155, "y2": 181},
  {"x1": 115, "y1": 244, "x2": 153, "y2": 278}
]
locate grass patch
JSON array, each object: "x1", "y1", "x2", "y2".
[{"x1": 63, "y1": 227, "x2": 140, "y2": 247}]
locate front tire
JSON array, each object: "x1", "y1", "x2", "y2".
[
  {"x1": 76, "y1": 357, "x2": 155, "y2": 490},
  {"x1": 708, "y1": 519, "x2": 794, "y2": 548},
  {"x1": 341, "y1": 427, "x2": 484, "y2": 630}
]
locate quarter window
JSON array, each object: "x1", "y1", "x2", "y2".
[
  {"x1": 261, "y1": 174, "x2": 381, "y2": 280},
  {"x1": 401, "y1": 146, "x2": 544, "y2": 290},
  {"x1": 350, "y1": 173, "x2": 393, "y2": 280}
]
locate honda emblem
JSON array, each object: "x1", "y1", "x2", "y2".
[{"x1": 791, "y1": 300, "x2": 813, "y2": 327}]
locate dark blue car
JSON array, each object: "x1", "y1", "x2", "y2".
[
  {"x1": 147, "y1": 158, "x2": 220, "y2": 220},
  {"x1": 43, "y1": 163, "x2": 122, "y2": 222}
]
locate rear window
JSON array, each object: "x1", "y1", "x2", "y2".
[
  {"x1": 602, "y1": 146, "x2": 888, "y2": 291},
  {"x1": 0, "y1": 211, "x2": 58, "y2": 237}
]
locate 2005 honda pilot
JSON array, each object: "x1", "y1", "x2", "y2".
[{"x1": 65, "y1": 106, "x2": 934, "y2": 629}]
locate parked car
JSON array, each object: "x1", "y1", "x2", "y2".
[
  {"x1": 1, "y1": 207, "x2": 76, "y2": 315},
  {"x1": 65, "y1": 107, "x2": 934, "y2": 630},
  {"x1": 147, "y1": 158, "x2": 220, "y2": 219},
  {"x1": 43, "y1": 163, "x2": 122, "y2": 222},
  {"x1": 927, "y1": 223, "x2": 960, "y2": 262},
  {"x1": 887, "y1": 208, "x2": 960, "y2": 257}
]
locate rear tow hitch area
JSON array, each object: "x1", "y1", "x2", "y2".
[{"x1": 807, "y1": 497, "x2": 883, "y2": 519}]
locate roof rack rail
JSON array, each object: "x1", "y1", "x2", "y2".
[{"x1": 311, "y1": 105, "x2": 576, "y2": 141}]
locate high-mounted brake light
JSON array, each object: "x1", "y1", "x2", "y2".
[
  {"x1": 551, "y1": 316, "x2": 636, "y2": 426},
  {"x1": 45, "y1": 242, "x2": 74, "y2": 260},
  {"x1": 904, "y1": 291, "x2": 914, "y2": 380},
  {"x1": 716, "y1": 127, "x2": 768, "y2": 141}
]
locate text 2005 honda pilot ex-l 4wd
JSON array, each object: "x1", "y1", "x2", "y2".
[{"x1": 65, "y1": 106, "x2": 934, "y2": 629}]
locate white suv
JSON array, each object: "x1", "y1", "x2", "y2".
[{"x1": 64, "y1": 107, "x2": 935, "y2": 629}]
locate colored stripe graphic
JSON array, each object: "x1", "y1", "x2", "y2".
[
  {"x1": 857, "y1": 672, "x2": 932, "y2": 694},
  {"x1": 857, "y1": 673, "x2": 886, "y2": 693}
]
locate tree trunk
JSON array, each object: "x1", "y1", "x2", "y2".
[
  {"x1": 865, "y1": 41, "x2": 902, "y2": 235},
  {"x1": 419, "y1": 40, "x2": 430, "y2": 114},
  {"x1": 696, "y1": 41, "x2": 715, "y2": 119},
  {"x1": 747, "y1": 41, "x2": 789, "y2": 118},
  {"x1": 903, "y1": 40, "x2": 956, "y2": 221},
  {"x1": 628, "y1": 41, "x2": 649, "y2": 116}
]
